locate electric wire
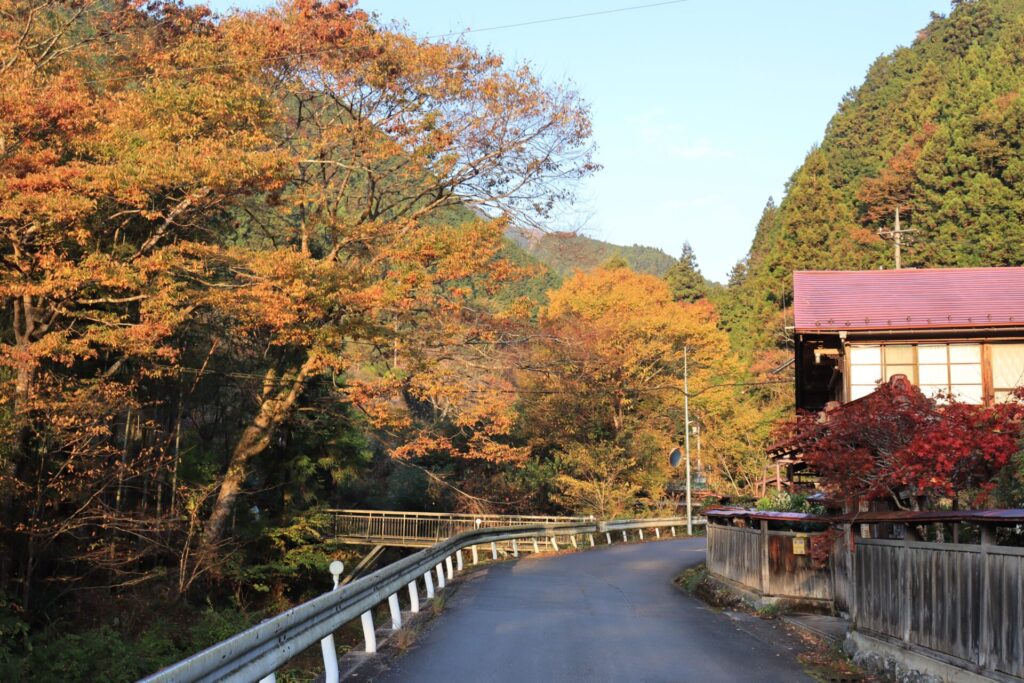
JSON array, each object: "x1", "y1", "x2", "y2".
[{"x1": 20, "y1": 0, "x2": 690, "y2": 89}]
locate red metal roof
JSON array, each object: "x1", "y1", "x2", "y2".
[{"x1": 793, "y1": 267, "x2": 1024, "y2": 332}]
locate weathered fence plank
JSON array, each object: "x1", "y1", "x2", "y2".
[
  {"x1": 767, "y1": 532, "x2": 832, "y2": 600},
  {"x1": 707, "y1": 524, "x2": 762, "y2": 589},
  {"x1": 852, "y1": 538, "x2": 1024, "y2": 680}
]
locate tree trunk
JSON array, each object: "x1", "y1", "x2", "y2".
[
  {"x1": 1, "y1": 313, "x2": 34, "y2": 597},
  {"x1": 200, "y1": 357, "x2": 316, "y2": 553}
]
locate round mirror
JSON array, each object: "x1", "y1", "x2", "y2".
[
  {"x1": 669, "y1": 447, "x2": 682, "y2": 468},
  {"x1": 329, "y1": 560, "x2": 344, "y2": 577}
]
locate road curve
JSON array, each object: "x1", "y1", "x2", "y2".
[{"x1": 372, "y1": 537, "x2": 814, "y2": 683}]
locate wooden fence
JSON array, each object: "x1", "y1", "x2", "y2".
[
  {"x1": 853, "y1": 534, "x2": 1024, "y2": 680},
  {"x1": 706, "y1": 521, "x2": 832, "y2": 602},
  {"x1": 708, "y1": 513, "x2": 1024, "y2": 681},
  {"x1": 707, "y1": 524, "x2": 761, "y2": 587}
]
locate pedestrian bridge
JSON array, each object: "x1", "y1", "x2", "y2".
[
  {"x1": 141, "y1": 513, "x2": 707, "y2": 683},
  {"x1": 327, "y1": 509, "x2": 590, "y2": 548}
]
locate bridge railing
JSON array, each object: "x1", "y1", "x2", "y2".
[
  {"x1": 326, "y1": 509, "x2": 590, "y2": 546},
  {"x1": 140, "y1": 515, "x2": 702, "y2": 683}
]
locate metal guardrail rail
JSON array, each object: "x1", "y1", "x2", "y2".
[
  {"x1": 139, "y1": 516, "x2": 704, "y2": 683},
  {"x1": 325, "y1": 509, "x2": 590, "y2": 547}
]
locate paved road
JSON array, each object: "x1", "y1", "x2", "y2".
[{"x1": 373, "y1": 537, "x2": 814, "y2": 683}]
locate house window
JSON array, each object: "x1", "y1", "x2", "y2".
[
  {"x1": 849, "y1": 345, "x2": 882, "y2": 400},
  {"x1": 918, "y1": 344, "x2": 982, "y2": 404},
  {"x1": 847, "y1": 343, "x2": 983, "y2": 404},
  {"x1": 991, "y1": 343, "x2": 1024, "y2": 402}
]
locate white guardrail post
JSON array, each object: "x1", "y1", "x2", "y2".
[
  {"x1": 388, "y1": 593, "x2": 402, "y2": 631},
  {"x1": 360, "y1": 611, "x2": 376, "y2": 653},
  {"x1": 138, "y1": 516, "x2": 700, "y2": 683},
  {"x1": 320, "y1": 561, "x2": 345, "y2": 683},
  {"x1": 407, "y1": 580, "x2": 420, "y2": 613}
]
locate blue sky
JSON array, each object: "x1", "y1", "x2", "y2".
[{"x1": 204, "y1": 0, "x2": 952, "y2": 282}]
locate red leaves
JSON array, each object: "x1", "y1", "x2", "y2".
[
  {"x1": 809, "y1": 527, "x2": 843, "y2": 569},
  {"x1": 795, "y1": 380, "x2": 1023, "y2": 508}
]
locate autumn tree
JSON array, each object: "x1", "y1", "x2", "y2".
[
  {"x1": 0, "y1": 0, "x2": 287, "y2": 603},
  {"x1": 552, "y1": 443, "x2": 642, "y2": 519},
  {"x1": 518, "y1": 267, "x2": 740, "y2": 514},
  {"x1": 193, "y1": 0, "x2": 597, "y2": 550},
  {"x1": 857, "y1": 122, "x2": 936, "y2": 227}
]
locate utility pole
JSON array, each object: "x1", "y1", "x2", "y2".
[
  {"x1": 878, "y1": 207, "x2": 915, "y2": 269},
  {"x1": 695, "y1": 421, "x2": 701, "y2": 475},
  {"x1": 683, "y1": 346, "x2": 692, "y2": 536}
]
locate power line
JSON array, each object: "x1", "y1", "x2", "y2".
[
  {"x1": 425, "y1": 1, "x2": 691, "y2": 38},
  {"x1": 24, "y1": 0, "x2": 689, "y2": 90}
]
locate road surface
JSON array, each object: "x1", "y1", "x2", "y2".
[{"x1": 373, "y1": 537, "x2": 814, "y2": 683}]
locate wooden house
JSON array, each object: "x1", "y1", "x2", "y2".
[
  {"x1": 793, "y1": 267, "x2": 1024, "y2": 412},
  {"x1": 773, "y1": 266, "x2": 1024, "y2": 490}
]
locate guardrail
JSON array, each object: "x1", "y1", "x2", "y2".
[{"x1": 140, "y1": 515, "x2": 703, "y2": 683}]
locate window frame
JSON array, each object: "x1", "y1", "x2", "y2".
[{"x1": 845, "y1": 341, "x2": 994, "y2": 405}]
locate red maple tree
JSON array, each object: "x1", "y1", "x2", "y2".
[{"x1": 795, "y1": 377, "x2": 1023, "y2": 509}]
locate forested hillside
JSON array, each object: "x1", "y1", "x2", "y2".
[
  {"x1": 508, "y1": 228, "x2": 678, "y2": 277},
  {"x1": 724, "y1": 0, "x2": 1024, "y2": 366}
]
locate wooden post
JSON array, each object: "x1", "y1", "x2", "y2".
[
  {"x1": 901, "y1": 527, "x2": 912, "y2": 645},
  {"x1": 760, "y1": 519, "x2": 770, "y2": 595},
  {"x1": 978, "y1": 523, "x2": 996, "y2": 669}
]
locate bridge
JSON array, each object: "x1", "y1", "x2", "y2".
[
  {"x1": 139, "y1": 513, "x2": 812, "y2": 683},
  {"x1": 326, "y1": 509, "x2": 592, "y2": 548}
]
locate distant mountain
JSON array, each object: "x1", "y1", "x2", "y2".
[{"x1": 508, "y1": 228, "x2": 677, "y2": 277}]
